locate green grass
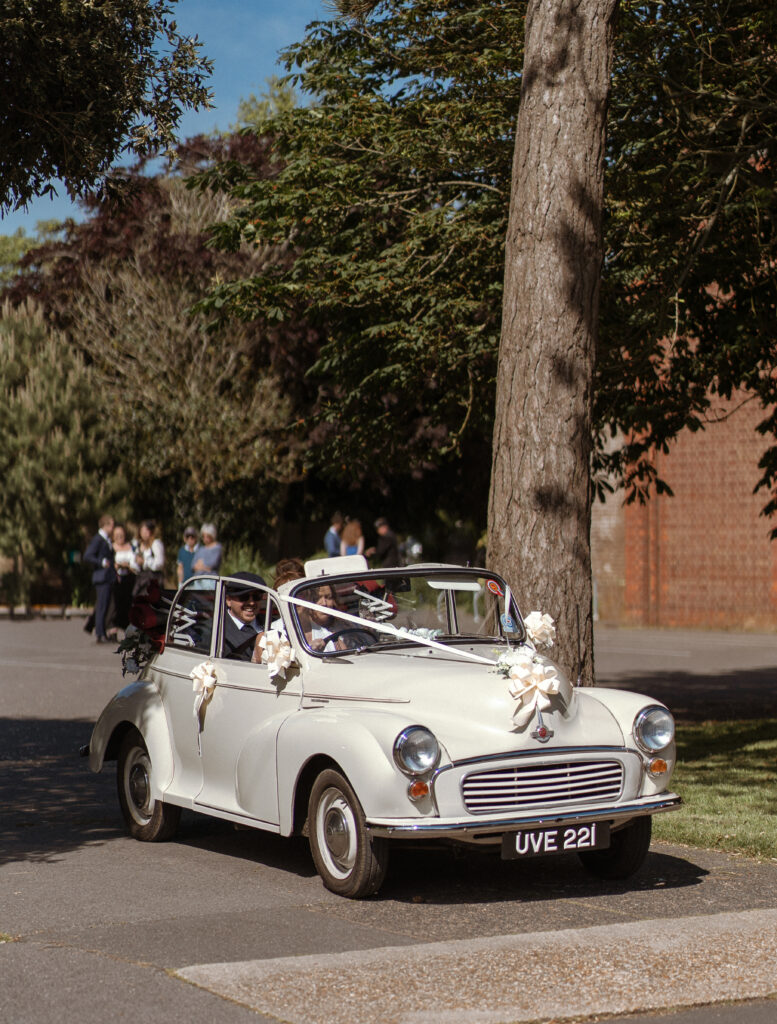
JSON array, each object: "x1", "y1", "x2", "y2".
[{"x1": 653, "y1": 719, "x2": 777, "y2": 860}]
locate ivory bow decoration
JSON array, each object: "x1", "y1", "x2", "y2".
[
  {"x1": 523, "y1": 611, "x2": 556, "y2": 650},
  {"x1": 191, "y1": 659, "x2": 222, "y2": 754},
  {"x1": 495, "y1": 650, "x2": 572, "y2": 729},
  {"x1": 257, "y1": 629, "x2": 296, "y2": 680}
]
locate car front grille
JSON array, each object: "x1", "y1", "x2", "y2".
[{"x1": 461, "y1": 759, "x2": 624, "y2": 814}]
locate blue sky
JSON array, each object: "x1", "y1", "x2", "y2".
[{"x1": 1, "y1": 0, "x2": 328, "y2": 235}]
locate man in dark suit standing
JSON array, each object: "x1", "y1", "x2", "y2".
[
  {"x1": 221, "y1": 571, "x2": 267, "y2": 661},
  {"x1": 366, "y1": 517, "x2": 401, "y2": 568},
  {"x1": 84, "y1": 514, "x2": 116, "y2": 644}
]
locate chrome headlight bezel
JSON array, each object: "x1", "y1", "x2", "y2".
[
  {"x1": 633, "y1": 706, "x2": 675, "y2": 754},
  {"x1": 393, "y1": 726, "x2": 441, "y2": 776}
]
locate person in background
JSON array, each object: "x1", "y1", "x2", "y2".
[
  {"x1": 340, "y1": 518, "x2": 364, "y2": 557},
  {"x1": 176, "y1": 525, "x2": 200, "y2": 585},
  {"x1": 83, "y1": 514, "x2": 115, "y2": 643},
  {"x1": 192, "y1": 522, "x2": 223, "y2": 576},
  {"x1": 366, "y1": 516, "x2": 400, "y2": 568},
  {"x1": 133, "y1": 519, "x2": 165, "y2": 593},
  {"x1": 106, "y1": 523, "x2": 135, "y2": 638},
  {"x1": 323, "y1": 512, "x2": 343, "y2": 557}
]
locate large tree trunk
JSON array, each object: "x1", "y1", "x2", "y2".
[{"x1": 488, "y1": 0, "x2": 618, "y2": 686}]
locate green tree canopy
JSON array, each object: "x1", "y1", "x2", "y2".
[
  {"x1": 0, "y1": 0, "x2": 212, "y2": 211},
  {"x1": 0, "y1": 302, "x2": 123, "y2": 606},
  {"x1": 3, "y1": 133, "x2": 321, "y2": 541},
  {"x1": 195, "y1": 0, "x2": 777, "y2": 522}
]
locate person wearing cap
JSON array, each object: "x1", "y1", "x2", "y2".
[
  {"x1": 222, "y1": 571, "x2": 267, "y2": 661},
  {"x1": 366, "y1": 517, "x2": 400, "y2": 568},
  {"x1": 176, "y1": 525, "x2": 201, "y2": 585},
  {"x1": 192, "y1": 522, "x2": 223, "y2": 576}
]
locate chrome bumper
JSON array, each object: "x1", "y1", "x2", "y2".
[{"x1": 366, "y1": 792, "x2": 681, "y2": 840}]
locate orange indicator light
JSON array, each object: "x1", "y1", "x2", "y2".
[
  {"x1": 408, "y1": 781, "x2": 429, "y2": 801},
  {"x1": 649, "y1": 757, "x2": 668, "y2": 775}
]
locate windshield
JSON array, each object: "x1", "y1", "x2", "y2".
[{"x1": 286, "y1": 569, "x2": 523, "y2": 656}]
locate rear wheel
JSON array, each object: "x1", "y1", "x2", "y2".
[
  {"x1": 308, "y1": 769, "x2": 388, "y2": 898},
  {"x1": 117, "y1": 730, "x2": 180, "y2": 841},
  {"x1": 578, "y1": 816, "x2": 652, "y2": 880}
]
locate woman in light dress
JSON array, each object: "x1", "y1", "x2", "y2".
[
  {"x1": 106, "y1": 523, "x2": 136, "y2": 637},
  {"x1": 133, "y1": 519, "x2": 165, "y2": 594}
]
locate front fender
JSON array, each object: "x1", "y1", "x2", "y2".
[
  {"x1": 88, "y1": 678, "x2": 175, "y2": 798},
  {"x1": 276, "y1": 708, "x2": 441, "y2": 836}
]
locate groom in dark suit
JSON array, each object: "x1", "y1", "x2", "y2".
[
  {"x1": 221, "y1": 571, "x2": 267, "y2": 660},
  {"x1": 84, "y1": 514, "x2": 116, "y2": 643}
]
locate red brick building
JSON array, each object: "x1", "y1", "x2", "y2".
[{"x1": 591, "y1": 393, "x2": 777, "y2": 630}]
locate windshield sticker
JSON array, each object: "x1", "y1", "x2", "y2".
[
  {"x1": 486, "y1": 579, "x2": 504, "y2": 597},
  {"x1": 171, "y1": 605, "x2": 198, "y2": 646},
  {"x1": 500, "y1": 613, "x2": 518, "y2": 633}
]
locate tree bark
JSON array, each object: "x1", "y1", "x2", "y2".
[{"x1": 487, "y1": 0, "x2": 618, "y2": 686}]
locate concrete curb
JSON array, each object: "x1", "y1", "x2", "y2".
[{"x1": 177, "y1": 909, "x2": 777, "y2": 1024}]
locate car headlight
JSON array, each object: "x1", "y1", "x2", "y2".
[
  {"x1": 634, "y1": 706, "x2": 675, "y2": 753},
  {"x1": 393, "y1": 726, "x2": 440, "y2": 776}
]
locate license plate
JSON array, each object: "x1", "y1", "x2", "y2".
[{"x1": 501, "y1": 821, "x2": 610, "y2": 859}]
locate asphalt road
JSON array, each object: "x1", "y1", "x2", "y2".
[{"x1": 2, "y1": 617, "x2": 776, "y2": 1023}]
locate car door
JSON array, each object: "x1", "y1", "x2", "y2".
[
  {"x1": 152, "y1": 576, "x2": 219, "y2": 802},
  {"x1": 193, "y1": 582, "x2": 303, "y2": 826}
]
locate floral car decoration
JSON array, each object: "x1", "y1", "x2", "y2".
[{"x1": 86, "y1": 557, "x2": 680, "y2": 899}]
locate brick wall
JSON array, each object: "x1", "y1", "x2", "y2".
[{"x1": 618, "y1": 394, "x2": 777, "y2": 629}]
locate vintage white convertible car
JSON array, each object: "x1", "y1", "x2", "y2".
[{"x1": 88, "y1": 557, "x2": 680, "y2": 898}]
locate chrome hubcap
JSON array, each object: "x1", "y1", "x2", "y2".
[
  {"x1": 324, "y1": 806, "x2": 349, "y2": 861},
  {"x1": 316, "y1": 787, "x2": 357, "y2": 878},
  {"x1": 124, "y1": 747, "x2": 153, "y2": 825},
  {"x1": 129, "y1": 762, "x2": 150, "y2": 813}
]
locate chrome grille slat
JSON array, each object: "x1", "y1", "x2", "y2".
[{"x1": 461, "y1": 759, "x2": 624, "y2": 814}]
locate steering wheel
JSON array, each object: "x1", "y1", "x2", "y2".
[{"x1": 325, "y1": 627, "x2": 379, "y2": 650}]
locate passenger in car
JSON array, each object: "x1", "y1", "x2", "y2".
[
  {"x1": 305, "y1": 583, "x2": 341, "y2": 652},
  {"x1": 250, "y1": 560, "x2": 305, "y2": 663}
]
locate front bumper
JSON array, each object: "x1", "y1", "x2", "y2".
[{"x1": 366, "y1": 792, "x2": 681, "y2": 839}]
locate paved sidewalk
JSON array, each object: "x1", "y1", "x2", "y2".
[{"x1": 178, "y1": 909, "x2": 777, "y2": 1024}]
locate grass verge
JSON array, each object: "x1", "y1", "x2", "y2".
[{"x1": 652, "y1": 718, "x2": 777, "y2": 860}]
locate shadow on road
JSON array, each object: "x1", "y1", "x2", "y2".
[
  {"x1": 0, "y1": 716, "x2": 121, "y2": 867},
  {"x1": 1, "y1": 713, "x2": 709, "y2": 907},
  {"x1": 598, "y1": 666, "x2": 777, "y2": 722},
  {"x1": 175, "y1": 816, "x2": 708, "y2": 905}
]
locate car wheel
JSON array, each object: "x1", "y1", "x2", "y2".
[
  {"x1": 116, "y1": 730, "x2": 181, "y2": 842},
  {"x1": 578, "y1": 815, "x2": 652, "y2": 880},
  {"x1": 308, "y1": 769, "x2": 389, "y2": 898}
]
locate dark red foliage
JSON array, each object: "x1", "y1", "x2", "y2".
[{"x1": 2, "y1": 131, "x2": 324, "y2": 415}]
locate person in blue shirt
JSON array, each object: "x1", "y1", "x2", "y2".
[
  {"x1": 323, "y1": 512, "x2": 343, "y2": 557},
  {"x1": 176, "y1": 525, "x2": 200, "y2": 585}
]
